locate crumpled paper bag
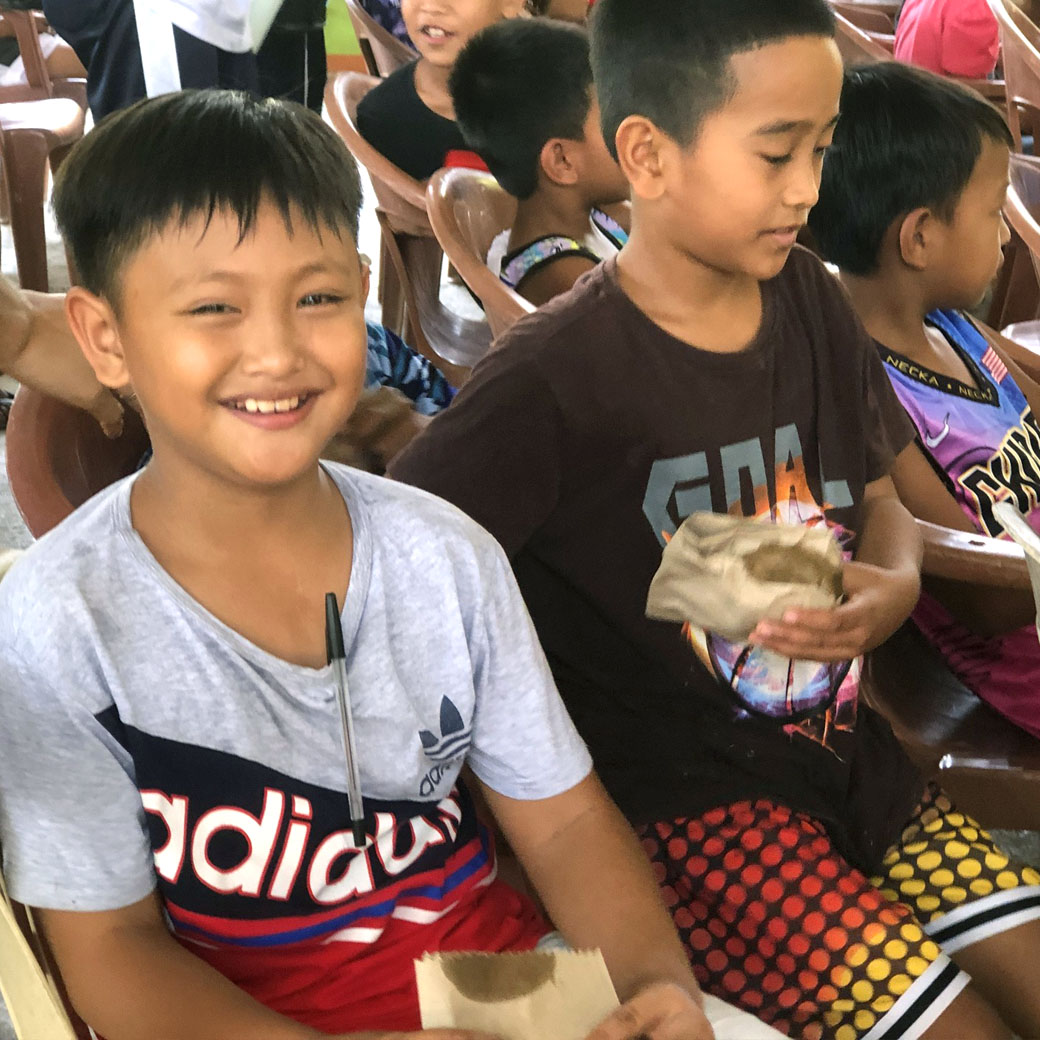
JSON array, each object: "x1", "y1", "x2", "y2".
[
  {"x1": 646, "y1": 512, "x2": 843, "y2": 641},
  {"x1": 415, "y1": 949, "x2": 618, "y2": 1040}
]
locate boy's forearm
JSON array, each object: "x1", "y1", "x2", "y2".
[
  {"x1": 0, "y1": 275, "x2": 33, "y2": 367},
  {"x1": 856, "y1": 482, "x2": 923, "y2": 578},
  {"x1": 494, "y1": 777, "x2": 701, "y2": 1006},
  {"x1": 42, "y1": 909, "x2": 321, "y2": 1040}
]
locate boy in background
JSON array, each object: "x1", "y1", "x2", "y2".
[
  {"x1": 451, "y1": 19, "x2": 630, "y2": 306},
  {"x1": 391, "y1": 1, "x2": 1040, "y2": 1035},
  {"x1": 810, "y1": 62, "x2": 1040, "y2": 740},
  {"x1": 0, "y1": 89, "x2": 728, "y2": 1040}
]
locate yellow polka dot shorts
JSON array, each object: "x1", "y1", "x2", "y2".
[
  {"x1": 871, "y1": 782, "x2": 1040, "y2": 956},
  {"x1": 640, "y1": 784, "x2": 1040, "y2": 1039}
]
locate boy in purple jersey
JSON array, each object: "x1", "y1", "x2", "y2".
[{"x1": 811, "y1": 61, "x2": 1040, "y2": 741}]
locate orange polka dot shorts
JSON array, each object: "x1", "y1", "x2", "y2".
[{"x1": 639, "y1": 784, "x2": 1040, "y2": 1039}]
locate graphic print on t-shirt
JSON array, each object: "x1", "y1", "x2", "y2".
[
  {"x1": 643, "y1": 422, "x2": 858, "y2": 755},
  {"x1": 102, "y1": 715, "x2": 543, "y2": 1028}
]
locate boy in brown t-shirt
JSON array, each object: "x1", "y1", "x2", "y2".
[{"x1": 391, "y1": 1, "x2": 1040, "y2": 1036}]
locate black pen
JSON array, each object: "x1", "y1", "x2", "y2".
[{"x1": 325, "y1": 592, "x2": 366, "y2": 848}]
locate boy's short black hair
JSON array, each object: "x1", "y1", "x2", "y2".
[
  {"x1": 590, "y1": 0, "x2": 835, "y2": 160},
  {"x1": 53, "y1": 89, "x2": 363, "y2": 302},
  {"x1": 450, "y1": 19, "x2": 593, "y2": 199},
  {"x1": 810, "y1": 63, "x2": 1013, "y2": 275}
]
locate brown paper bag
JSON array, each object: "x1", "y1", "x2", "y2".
[
  {"x1": 415, "y1": 949, "x2": 618, "y2": 1040},
  {"x1": 647, "y1": 512, "x2": 843, "y2": 641}
]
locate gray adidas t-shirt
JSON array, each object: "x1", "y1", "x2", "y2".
[{"x1": 0, "y1": 464, "x2": 592, "y2": 919}]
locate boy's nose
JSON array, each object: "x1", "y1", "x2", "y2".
[
  {"x1": 784, "y1": 161, "x2": 821, "y2": 213},
  {"x1": 241, "y1": 311, "x2": 306, "y2": 375},
  {"x1": 1000, "y1": 213, "x2": 1012, "y2": 248}
]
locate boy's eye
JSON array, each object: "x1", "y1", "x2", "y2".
[
  {"x1": 814, "y1": 143, "x2": 831, "y2": 158},
  {"x1": 187, "y1": 302, "x2": 236, "y2": 316},
  {"x1": 299, "y1": 292, "x2": 345, "y2": 307},
  {"x1": 761, "y1": 153, "x2": 793, "y2": 167}
]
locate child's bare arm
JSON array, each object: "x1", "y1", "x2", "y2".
[
  {"x1": 480, "y1": 772, "x2": 713, "y2": 1040},
  {"x1": 750, "y1": 475, "x2": 922, "y2": 661},
  {"x1": 39, "y1": 892, "x2": 323, "y2": 1040},
  {"x1": 0, "y1": 280, "x2": 124, "y2": 436},
  {"x1": 39, "y1": 894, "x2": 491, "y2": 1040}
]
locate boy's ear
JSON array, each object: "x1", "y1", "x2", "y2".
[
  {"x1": 897, "y1": 207, "x2": 934, "y2": 271},
  {"x1": 500, "y1": 0, "x2": 527, "y2": 17},
  {"x1": 63, "y1": 287, "x2": 132, "y2": 391},
  {"x1": 613, "y1": 115, "x2": 666, "y2": 201},
  {"x1": 539, "y1": 137, "x2": 581, "y2": 188},
  {"x1": 359, "y1": 255, "x2": 372, "y2": 305}
]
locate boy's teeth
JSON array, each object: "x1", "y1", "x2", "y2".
[
  {"x1": 240, "y1": 396, "x2": 302, "y2": 414},
  {"x1": 424, "y1": 25, "x2": 447, "y2": 37}
]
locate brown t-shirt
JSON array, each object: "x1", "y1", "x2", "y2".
[{"x1": 391, "y1": 247, "x2": 923, "y2": 871}]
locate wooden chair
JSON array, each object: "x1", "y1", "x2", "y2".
[
  {"x1": 833, "y1": 10, "x2": 1008, "y2": 107},
  {"x1": 992, "y1": 0, "x2": 1040, "y2": 148},
  {"x1": 0, "y1": 841, "x2": 91, "y2": 1039},
  {"x1": 862, "y1": 624, "x2": 1040, "y2": 829},
  {"x1": 0, "y1": 98, "x2": 82, "y2": 290},
  {"x1": 987, "y1": 221, "x2": 1040, "y2": 333},
  {"x1": 1000, "y1": 153, "x2": 1040, "y2": 345},
  {"x1": 324, "y1": 71, "x2": 493, "y2": 385},
  {"x1": 5, "y1": 386, "x2": 149, "y2": 538},
  {"x1": 833, "y1": 9, "x2": 894, "y2": 64},
  {"x1": 0, "y1": 9, "x2": 86, "y2": 290},
  {"x1": 862, "y1": 519, "x2": 1040, "y2": 830},
  {"x1": 0, "y1": 9, "x2": 86, "y2": 108},
  {"x1": 830, "y1": 2, "x2": 895, "y2": 51},
  {"x1": 343, "y1": 0, "x2": 416, "y2": 78},
  {"x1": 426, "y1": 168, "x2": 535, "y2": 340}
]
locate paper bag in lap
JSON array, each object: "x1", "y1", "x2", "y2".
[
  {"x1": 415, "y1": 949, "x2": 618, "y2": 1040},
  {"x1": 646, "y1": 512, "x2": 844, "y2": 641}
]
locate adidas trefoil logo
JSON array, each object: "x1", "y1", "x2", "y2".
[{"x1": 419, "y1": 697, "x2": 471, "y2": 763}]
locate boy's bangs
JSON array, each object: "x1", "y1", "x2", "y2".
[{"x1": 54, "y1": 89, "x2": 363, "y2": 299}]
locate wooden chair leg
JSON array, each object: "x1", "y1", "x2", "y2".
[
  {"x1": 4, "y1": 129, "x2": 51, "y2": 291},
  {"x1": 0, "y1": 163, "x2": 9, "y2": 226},
  {"x1": 378, "y1": 227, "x2": 406, "y2": 334},
  {"x1": 48, "y1": 141, "x2": 79, "y2": 287}
]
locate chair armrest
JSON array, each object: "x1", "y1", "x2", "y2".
[{"x1": 917, "y1": 518, "x2": 1032, "y2": 589}]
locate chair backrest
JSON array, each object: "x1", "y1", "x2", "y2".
[
  {"x1": 6, "y1": 387, "x2": 150, "y2": 538},
  {"x1": 993, "y1": 0, "x2": 1040, "y2": 148},
  {"x1": 830, "y1": 2, "x2": 895, "y2": 50},
  {"x1": 1005, "y1": 153, "x2": 1040, "y2": 297},
  {"x1": 832, "y1": 9, "x2": 894, "y2": 63},
  {"x1": 343, "y1": 0, "x2": 417, "y2": 78},
  {"x1": 833, "y1": 8, "x2": 1007, "y2": 109},
  {"x1": 324, "y1": 70, "x2": 428, "y2": 232},
  {"x1": 426, "y1": 168, "x2": 535, "y2": 340},
  {"x1": 830, "y1": 2, "x2": 895, "y2": 34},
  {"x1": 324, "y1": 72, "x2": 493, "y2": 382}
]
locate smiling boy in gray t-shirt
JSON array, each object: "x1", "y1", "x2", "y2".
[{"x1": 0, "y1": 89, "x2": 729, "y2": 1040}]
